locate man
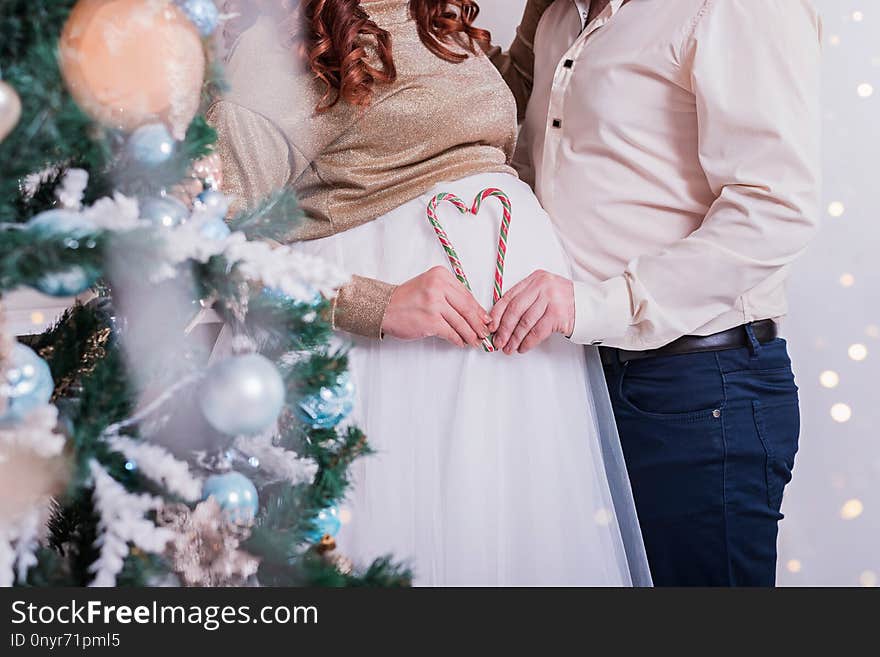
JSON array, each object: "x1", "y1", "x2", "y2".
[{"x1": 489, "y1": 0, "x2": 821, "y2": 586}]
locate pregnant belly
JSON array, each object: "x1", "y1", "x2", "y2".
[{"x1": 297, "y1": 173, "x2": 571, "y2": 310}]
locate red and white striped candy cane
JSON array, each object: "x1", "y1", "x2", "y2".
[{"x1": 426, "y1": 188, "x2": 513, "y2": 353}]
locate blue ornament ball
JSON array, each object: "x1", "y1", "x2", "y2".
[
  {"x1": 202, "y1": 472, "x2": 259, "y2": 523},
  {"x1": 199, "y1": 353, "x2": 286, "y2": 436},
  {"x1": 27, "y1": 210, "x2": 100, "y2": 296},
  {"x1": 28, "y1": 209, "x2": 95, "y2": 236},
  {"x1": 140, "y1": 196, "x2": 190, "y2": 228},
  {"x1": 297, "y1": 373, "x2": 355, "y2": 430},
  {"x1": 35, "y1": 267, "x2": 98, "y2": 297},
  {"x1": 196, "y1": 189, "x2": 231, "y2": 219},
  {"x1": 307, "y1": 506, "x2": 342, "y2": 542},
  {"x1": 0, "y1": 343, "x2": 54, "y2": 426},
  {"x1": 178, "y1": 0, "x2": 220, "y2": 37},
  {"x1": 126, "y1": 123, "x2": 176, "y2": 166},
  {"x1": 199, "y1": 217, "x2": 231, "y2": 241}
]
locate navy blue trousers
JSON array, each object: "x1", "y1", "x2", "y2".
[{"x1": 603, "y1": 328, "x2": 800, "y2": 587}]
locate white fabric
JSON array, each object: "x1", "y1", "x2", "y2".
[
  {"x1": 518, "y1": 0, "x2": 822, "y2": 350},
  {"x1": 296, "y1": 172, "x2": 650, "y2": 586}
]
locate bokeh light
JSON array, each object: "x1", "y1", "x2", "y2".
[
  {"x1": 820, "y1": 370, "x2": 840, "y2": 388},
  {"x1": 830, "y1": 403, "x2": 852, "y2": 423},
  {"x1": 848, "y1": 343, "x2": 868, "y2": 361},
  {"x1": 827, "y1": 201, "x2": 845, "y2": 217},
  {"x1": 840, "y1": 499, "x2": 864, "y2": 520}
]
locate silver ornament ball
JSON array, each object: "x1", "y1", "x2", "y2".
[
  {"x1": 140, "y1": 196, "x2": 190, "y2": 228},
  {"x1": 199, "y1": 353, "x2": 286, "y2": 436},
  {"x1": 0, "y1": 80, "x2": 22, "y2": 143},
  {"x1": 199, "y1": 217, "x2": 231, "y2": 241},
  {"x1": 126, "y1": 123, "x2": 176, "y2": 166},
  {"x1": 196, "y1": 189, "x2": 231, "y2": 219},
  {"x1": 178, "y1": 0, "x2": 221, "y2": 37}
]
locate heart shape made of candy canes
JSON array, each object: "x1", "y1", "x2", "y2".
[{"x1": 426, "y1": 188, "x2": 512, "y2": 352}]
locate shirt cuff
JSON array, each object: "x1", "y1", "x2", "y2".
[
  {"x1": 332, "y1": 275, "x2": 397, "y2": 340},
  {"x1": 569, "y1": 276, "x2": 633, "y2": 346}
]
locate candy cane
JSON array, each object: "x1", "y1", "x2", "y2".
[
  {"x1": 471, "y1": 188, "x2": 512, "y2": 306},
  {"x1": 426, "y1": 188, "x2": 513, "y2": 353}
]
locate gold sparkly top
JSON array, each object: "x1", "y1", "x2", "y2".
[{"x1": 208, "y1": 0, "x2": 518, "y2": 243}]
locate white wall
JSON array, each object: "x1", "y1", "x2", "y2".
[{"x1": 477, "y1": 0, "x2": 879, "y2": 587}]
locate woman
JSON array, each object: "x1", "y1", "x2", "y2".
[{"x1": 210, "y1": 0, "x2": 650, "y2": 586}]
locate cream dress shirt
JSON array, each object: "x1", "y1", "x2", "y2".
[{"x1": 512, "y1": 0, "x2": 822, "y2": 350}]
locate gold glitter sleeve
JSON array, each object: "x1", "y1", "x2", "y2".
[
  {"x1": 332, "y1": 275, "x2": 397, "y2": 340},
  {"x1": 206, "y1": 100, "x2": 295, "y2": 215},
  {"x1": 485, "y1": 0, "x2": 555, "y2": 120}
]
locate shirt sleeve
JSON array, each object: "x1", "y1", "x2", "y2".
[
  {"x1": 570, "y1": 0, "x2": 822, "y2": 350},
  {"x1": 485, "y1": 0, "x2": 556, "y2": 120},
  {"x1": 207, "y1": 100, "x2": 397, "y2": 340},
  {"x1": 206, "y1": 100, "x2": 296, "y2": 217}
]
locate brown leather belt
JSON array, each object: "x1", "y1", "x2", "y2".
[{"x1": 599, "y1": 319, "x2": 778, "y2": 365}]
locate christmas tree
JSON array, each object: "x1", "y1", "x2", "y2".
[{"x1": 0, "y1": 0, "x2": 409, "y2": 587}]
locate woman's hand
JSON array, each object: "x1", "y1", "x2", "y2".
[{"x1": 381, "y1": 267, "x2": 491, "y2": 348}]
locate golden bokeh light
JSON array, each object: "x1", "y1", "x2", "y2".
[
  {"x1": 827, "y1": 201, "x2": 845, "y2": 217},
  {"x1": 831, "y1": 403, "x2": 852, "y2": 423},
  {"x1": 848, "y1": 343, "x2": 868, "y2": 361},
  {"x1": 820, "y1": 370, "x2": 840, "y2": 388},
  {"x1": 840, "y1": 499, "x2": 864, "y2": 520}
]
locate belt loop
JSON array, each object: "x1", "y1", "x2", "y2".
[{"x1": 744, "y1": 323, "x2": 761, "y2": 357}]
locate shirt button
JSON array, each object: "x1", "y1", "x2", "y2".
[
  {"x1": 712, "y1": 409, "x2": 722, "y2": 419},
  {"x1": 552, "y1": 119, "x2": 562, "y2": 129},
  {"x1": 563, "y1": 59, "x2": 574, "y2": 69}
]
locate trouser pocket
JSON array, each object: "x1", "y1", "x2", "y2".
[{"x1": 753, "y1": 398, "x2": 801, "y2": 511}]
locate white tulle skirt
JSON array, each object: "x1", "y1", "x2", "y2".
[{"x1": 296, "y1": 173, "x2": 651, "y2": 586}]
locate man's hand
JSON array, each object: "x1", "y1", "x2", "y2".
[
  {"x1": 489, "y1": 270, "x2": 576, "y2": 354},
  {"x1": 382, "y1": 267, "x2": 491, "y2": 348}
]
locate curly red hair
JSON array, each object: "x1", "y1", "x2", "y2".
[{"x1": 300, "y1": 0, "x2": 491, "y2": 111}]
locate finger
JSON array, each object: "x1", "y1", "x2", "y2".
[
  {"x1": 435, "y1": 319, "x2": 466, "y2": 348},
  {"x1": 495, "y1": 287, "x2": 539, "y2": 350},
  {"x1": 488, "y1": 276, "x2": 533, "y2": 331},
  {"x1": 441, "y1": 307, "x2": 481, "y2": 348},
  {"x1": 505, "y1": 301, "x2": 548, "y2": 354},
  {"x1": 446, "y1": 286, "x2": 491, "y2": 340},
  {"x1": 518, "y1": 317, "x2": 555, "y2": 354}
]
